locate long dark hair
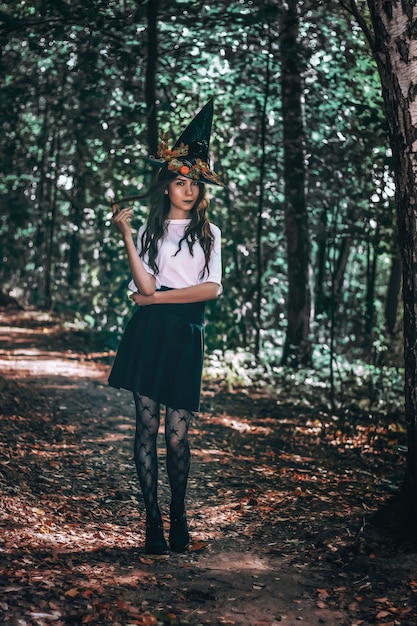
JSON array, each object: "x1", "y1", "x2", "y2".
[{"x1": 140, "y1": 169, "x2": 215, "y2": 279}]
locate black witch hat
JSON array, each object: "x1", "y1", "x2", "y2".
[
  {"x1": 149, "y1": 98, "x2": 224, "y2": 186},
  {"x1": 111, "y1": 99, "x2": 223, "y2": 209}
]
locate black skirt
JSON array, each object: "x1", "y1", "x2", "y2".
[{"x1": 108, "y1": 291, "x2": 206, "y2": 412}]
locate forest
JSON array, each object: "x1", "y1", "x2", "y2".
[
  {"x1": 1, "y1": 0, "x2": 407, "y2": 412},
  {"x1": 3, "y1": 2, "x2": 417, "y2": 624}
]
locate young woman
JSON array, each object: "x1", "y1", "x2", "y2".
[{"x1": 108, "y1": 100, "x2": 223, "y2": 554}]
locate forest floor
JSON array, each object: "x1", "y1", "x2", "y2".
[{"x1": 1, "y1": 308, "x2": 417, "y2": 626}]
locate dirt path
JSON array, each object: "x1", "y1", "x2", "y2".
[{"x1": 1, "y1": 309, "x2": 417, "y2": 626}]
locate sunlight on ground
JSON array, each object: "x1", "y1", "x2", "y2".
[
  {"x1": 0, "y1": 325, "x2": 39, "y2": 335},
  {"x1": 0, "y1": 316, "x2": 109, "y2": 379},
  {"x1": 1, "y1": 497, "x2": 141, "y2": 553},
  {"x1": 192, "y1": 447, "x2": 230, "y2": 458},
  {"x1": 203, "y1": 551, "x2": 271, "y2": 572},
  {"x1": 83, "y1": 432, "x2": 131, "y2": 445},
  {"x1": 0, "y1": 353, "x2": 106, "y2": 378},
  {"x1": 210, "y1": 414, "x2": 274, "y2": 435},
  {"x1": 2, "y1": 495, "x2": 243, "y2": 557}
]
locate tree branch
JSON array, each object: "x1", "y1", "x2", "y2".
[{"x1": 339, "y1": 0, "x2": 376, "y2": 52}]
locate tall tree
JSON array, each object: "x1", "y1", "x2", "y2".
[
  {"x1": 145, "y1": 0, "x2": 159, "y2": 156},
  {"x1": 280, "y1": 0, "x2": 311, "y2": 366},
  {"x1": 255, "y1": 23, "x2": 273, "y2": 357},
  {"x1": 346, "y1": 0, "x2": 417, "y2": 525}
]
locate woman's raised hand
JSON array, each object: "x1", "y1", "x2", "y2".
[{"x1": 112, "y1": 203, "x2": 134, "y2": 238}]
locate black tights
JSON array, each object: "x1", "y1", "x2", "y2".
[{"x1": 133, "y1": 393, "x2": 192, "y2": 523}]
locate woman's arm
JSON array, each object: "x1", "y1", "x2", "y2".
[
  {"x1": 131, "y1": 282, "x2": 221, "y2": 306},
  {"x1": 112, "y1": 206, "x2": 156, "y2": 296}
]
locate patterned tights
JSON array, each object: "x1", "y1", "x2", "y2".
[{"x1": 133, "y1": 393, "x2": 192, "y2": 523}]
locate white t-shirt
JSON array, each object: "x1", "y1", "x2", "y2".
[{"x1": 128, "y1": 219, "x2": 222, "y2": 293}]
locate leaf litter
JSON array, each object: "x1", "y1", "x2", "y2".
[{"x1": 1, "y1": 309, "x2": 417, "y2": 625}]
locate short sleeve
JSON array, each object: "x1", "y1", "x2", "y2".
[{"x1": 201, "y1": 224, "x2": 223, "y2": 294}]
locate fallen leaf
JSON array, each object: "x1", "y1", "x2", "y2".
[
  {"x1": 30, "y1": 612, "x2": 61, "y2": 621},
  {"x1": 31, "y1": 507, "x2": 46, "y2": 515},
  {"x1": 64, "y1": 588, "x2": 79, "y2": 597},
  {"x1": 376, "y1": 610, "x2": 391, "y2": 618},
  {"x1": 189, "y1": 540, "x2": 208, "y2": 552}
]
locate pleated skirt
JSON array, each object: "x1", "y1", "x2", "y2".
[{"x1": 108, "y1": 293, "x2": 206, "y2": 412}]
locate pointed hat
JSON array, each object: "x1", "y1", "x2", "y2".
[{"x1": 149, "y1": 99, "x2": 224, "y2": 186}]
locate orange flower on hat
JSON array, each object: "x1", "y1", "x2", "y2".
[{"x1": 167, "y1": 159, "x2": 183, "y2": 172}]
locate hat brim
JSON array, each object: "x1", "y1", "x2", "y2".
[{"x1": 144, "y1": 156, "x2": 224, "y2": 187}]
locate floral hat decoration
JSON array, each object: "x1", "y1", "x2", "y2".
[{"x1": 149, "y1": 98, "x2": 224, "y2": 187}]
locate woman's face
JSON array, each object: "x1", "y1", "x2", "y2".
[{"x1": 167, "y1": 176, "x2": 201, "y2": 216}]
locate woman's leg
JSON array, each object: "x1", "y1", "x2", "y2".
[
  {"x1": 133, "y1": 393, "x2": 167, "y2": 553},
  {"x1": 165, "y1": 407, "x2": 193, "y2": 551}
]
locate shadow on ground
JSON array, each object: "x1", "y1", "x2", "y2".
[{"x1": 1, "y1": 308, "x2": 417, "y2": 625}]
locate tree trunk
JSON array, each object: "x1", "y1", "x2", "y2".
[
  {"x1": 332, "y1": 236, "x2": 351, "y2": 316},
  {"x1": 44, "y1": 129, "x2": 60, "y2": 310},
  {"x1": 365, "y1": 233, "x2": 377, "y2": 340},
  {"x1": 68, "y1": 173, "x2": 85, "y2": 289},
  {"x1": 352, "y1": 0, "x2": 417, "y2": 527},
  {"x1": 280, "y1": 0, "x2": 311, "y2": 366},
  {"x1": 384, "y1": 244, "x2": 401, "y2": 336},
  {"x1": 255, "y1": 28, "x2": 272, "y2": 357},
  {"x1": 314, "y1": 207, "x2": 328, "y2": 318},
  {"x1": 145, "y1": 0, "x2": 159, "y2": 156},
  {"x1": 35, "y1": 101, "x2": 50, "y2": 307}
]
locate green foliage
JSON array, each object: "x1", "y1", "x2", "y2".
[
  {"x1": 205, "y1": 341, "x2": 404, "y2": 413},
  {"x1": 0, "y1": 0, "x2": 402, "y2": 384}
]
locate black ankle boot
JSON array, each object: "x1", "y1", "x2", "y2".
[
  {"x1": 145, "y1": 520, "x2": 168, "y2": 555},
  {"x1": 169, "y1": 513, "x2": 190, "y2": 553}
]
